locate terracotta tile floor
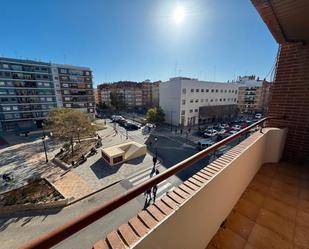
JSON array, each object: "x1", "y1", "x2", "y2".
[{"x1": 207, "y1": 162, "x2": 309, "y2": 249}]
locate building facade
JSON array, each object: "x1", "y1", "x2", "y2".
[
  {"x1": 159, "y1": 77, "x2": 240, "y2": 127},
  {"x1": 237, "y1": 76, "x2": 271, "y2": 115},
  {"x1": 0, "y1": 57, "x2": 94, "y2": 133},
  {"x1": 97, "y1": 81, "x2": 160, "y2": 111}
]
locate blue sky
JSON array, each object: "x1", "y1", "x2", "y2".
[{"x1": 0, "y1": 0, "x2": 278, "y2": 86}]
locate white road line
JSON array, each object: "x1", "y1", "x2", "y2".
[{"x1": 129, "y1": 169, "x2": 152, "y2": 182}]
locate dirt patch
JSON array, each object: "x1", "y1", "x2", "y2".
[
  {"x1": 59, "y1": 139, "x2": 97, "y2": 164},
  {"x1": 0, "y1": 179, "x2": 64, "y2": 207}
]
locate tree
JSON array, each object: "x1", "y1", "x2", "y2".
[
  {"x1": 110, "y1": 92, "x2": 126, "y2": 111},
  {"x1": 146, "y1": 107, "x2": 165, "y2": 124},
  {"x1": 46, "y1": 108, "x2": 95, "y2": 158}
]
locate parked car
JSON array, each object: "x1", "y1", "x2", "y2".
[
  {"x1": 111, "y1": 115, "x2": 123, "y2": 122},
  {"x1": 196, "y1": 139, "x2": 214, "y2": 151},
  {"x1": 255, "y1": 113, "x2": 262, "y2": 119},
  {"x1": 218, "y1": 124, "x2": 229, "y2": 129},
  {"x1": 217, "y1": 129, "x2": 227, "y2": 135},
  {"x1": 227, "y1": 130, "x2": 238, "y2": 136},
  {"x1": 124, "y1": 122, "x2": 140, "y2": 130},
  {"x1": 231, "y1": 124, "x2": 241, "y2": 131},
  {"x1": 204, "y1": 129, "x2": 218, "y2": 138}
]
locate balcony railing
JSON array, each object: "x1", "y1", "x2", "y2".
[{"x1": 19, "y1": 117, "x2": 283, "y2": 249}]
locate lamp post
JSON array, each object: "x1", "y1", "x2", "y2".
[
  {"x1": 155, "y1": 136, "x2": 158, "y2": 158},
  {"x1": 41, "y1": 123, "x2": 48, "y2": 163}
]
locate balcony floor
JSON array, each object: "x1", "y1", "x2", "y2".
[{"x1": 207, "y1": 162, "x2": 309, "y2": 249}]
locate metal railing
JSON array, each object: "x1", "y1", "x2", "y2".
[{"x1": 19, "y1": 117, "x2": 279, "y2": 249}]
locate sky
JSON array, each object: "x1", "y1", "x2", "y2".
[{"x1": 0, "y1": 0, "x2": 278, "y2": 86}]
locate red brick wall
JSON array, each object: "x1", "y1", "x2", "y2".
[{"x1": 267, "y1": 42, "x2": 309, "y2": 163}]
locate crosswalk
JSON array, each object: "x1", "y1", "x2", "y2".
[{"x1": 123, "y1": 168, "x2": 174, "y2": 199}]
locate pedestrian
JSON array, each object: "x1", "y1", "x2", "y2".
[
  {"x1": 155, "y1": 169, "x2": 159, "y2": 175},
  {"x1": 143, "y1": 188, "x2": 152, "y2": 209},
  {"x1": 152, "y1": 184, "x2": 158, "y2": 202},
  {"x1": 180, "y1": 129, "x2": 183, "y2": 135},
  {"x1": 152, "y1": 156, "x2": 157, "y2": 167},
  {"x1": 126, "y1": 129, "x2": 128, "y2": 140}
]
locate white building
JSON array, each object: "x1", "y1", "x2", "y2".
[{"x1": 159, "y1": 77, "x2": 240, "y2": 127}]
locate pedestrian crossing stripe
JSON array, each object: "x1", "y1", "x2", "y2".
[{"x1": 126, "y1": 168, "x2": 173, "y2": 196}]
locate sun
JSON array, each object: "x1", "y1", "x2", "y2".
[{"x1": 173, "y1": 6, "x2": 185, "y2": 24}]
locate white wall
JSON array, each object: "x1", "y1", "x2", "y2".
[{"x1": 159, "y1": 79, "x2": 182, "y2": 126}]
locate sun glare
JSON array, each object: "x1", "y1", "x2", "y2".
[{"x1": 173, "y1": 6, "x2": 185, "y2": 24}]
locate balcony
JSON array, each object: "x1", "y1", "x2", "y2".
[{"x1": 87, "y1": 127, "x2": 290, "y2": 249}]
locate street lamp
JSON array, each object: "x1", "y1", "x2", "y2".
[
  {"x1": 41, "y1": 123, "x2": 48, "y2": 163},
  {"x1": 154, "y1": 136, "x2": 158, "y2": 158}
]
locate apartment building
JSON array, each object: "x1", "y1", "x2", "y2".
[
  {"x1": 97, "y1": 81, "x2": 160, "y2": 111},
  {"x1": 51, "y1": 64, "x2": 95, "y2": 113},
  {"x1": 159, "y1": 77, "x2": 240, "y2": 127},
  {"x1": 237, "y1": 75, "x2": 271, "y2": 114},
  {"x1": 0, "y1": 57, "x2": 94, "y2": 132}
]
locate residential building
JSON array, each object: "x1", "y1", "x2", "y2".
[
  {"x1": 0, "y1": 57, "x2": 94, "y2": 132},
  {"x1": 97, "y1": 81, "x2": 160, "y2": 111},
  {"x1": 237, "y1": 75, "x2": 271, "y2": 115},
  {"x1": 159, "y1": 77, "x2": 240, "y2": 127},
  {"x1": 51, "y1": 64, "x2": 94, "y2": 113}
]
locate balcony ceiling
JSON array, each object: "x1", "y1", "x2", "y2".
[
  {"x1": 271, "y1": 0, "x2": 309, "y2": 43},
  {"x1": 252, "y1": 0, "x2": 309, "y2": 44}
]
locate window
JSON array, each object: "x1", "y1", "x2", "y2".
[
  {"x1": 60, "y1": 68, "x2": 67, "y2": 74},
  {"x1": 201, "y1": 99, "x2": 204, "y2": 102},
  {"x1": 195, "y1": 99, "x2": 199, "y2": 103},
  {"x1": 2, "y1": 64, "x2": 9, "y2": 69},
  {"x1": 11, "y1": 64, "x2": 23, "y2": 71},
  {"x1": 195, "y1": 109, "x2": 198, "y2": 113},
  {"x1": 229, "y1": 90, "x2": 231, "y2": 93},
  {"x1": 85, "y1": 71, "x2": 90, "y2": 76},
  {"x1": 191, "y1": 89, "x2": 194, "y2": 93},
  {"x1": 44, "y1": 83, "x2": 50, "y2": 87},
  {"x1": 62, "y1": 83, "x2": 69, "y2": 88},
  {"x1": 220, "y1": 99, "x2": 222, "y2": 102},
  {"x1": 37, "y1": 82, "x2": 43, "y2": 86},
  {"x1": 211, "y1": 89, "x2": 214, "y2": 93},
  {"x1": 210, "y1": 99, "x2": 213, "y2": 102},
  {"x1": 182, "y1": 99, "x2": 186, "y2": 105},
  {"x1": 196, "y1": 89, "x2": 199, "y2": 92},
  {"x1": 201, "y1": 89, "x2": 204, "y2": 92},
  {"x1": 181, "y1": 110, "x2": 185, "y2": 115},
  {"x1": 215, "y1": 99, "x2": 218, "y2": 102},
  {"x1": 234, "y1": 98, "x2": 237, "y2": 102},
  {"x1": 8, "y1": 90, "x2": 15, "y2": 95},
  {"x1": 220, "y1": 89, "x2": 223, "y2": 93},
  {"x1": 205, "y1": 99, "x2": 208, "y2": 102},
  {"x1": 225, "y1": 90, "x2": 227, "y2": 93},
  {"x1": 3, "y1": 106, "x2": 11, "y2": 111},
  {"x1": 232, "y1": 90, "x2": 234, "y2": 93},
  {"x1": 65, "y1": 103, "x2": 72, "y2": 107},
  {"x1": 182, "y1": 88, "x2": 186, "y2": 94},
  {"x1": 235, "y1": 90, "x2": 238, "y2": 94},
  {"x1": 4, "y1": 114, "x2": 13, "y2": 119},
  {"x1": 12, "y1": 106, "x2": 18, "y2": 110},
  {"x1": 0, "y1": 81, "x2": 5, "y2": 86},
  {"x1": 223, "y1": 98, "x2": 226, "y2": 101},
  {"x1": 215, "y1": 89, "x2": 218, "y2": 93},
  {"x1": 189, "y1": 109, "x2": 193, "y2": 113},
  {"x1": 190, "y1": 99, "x2": 193, "y2": 103},
  {"x1": 54, "y1": 77, "x2": 59, "y2": 80},
  {"x1": 65, "y1": 97, "x2": 70, "y2": 101},
  {"x1": 206, "y1": 89, "x2": 209, "y2": 92},
  {"x1": 63, "y1": 90, "x2": 69, "y2": 94},
  {"x1": 40, "y1": 97, "x2": 45, "y2": 101},
  {"x1": 46, "y1": 97, "x2": 53, "y2": 102}
]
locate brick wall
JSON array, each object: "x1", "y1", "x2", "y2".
[{"x1": 267, "y1": 42, "x2": 309, "y2": 163}]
